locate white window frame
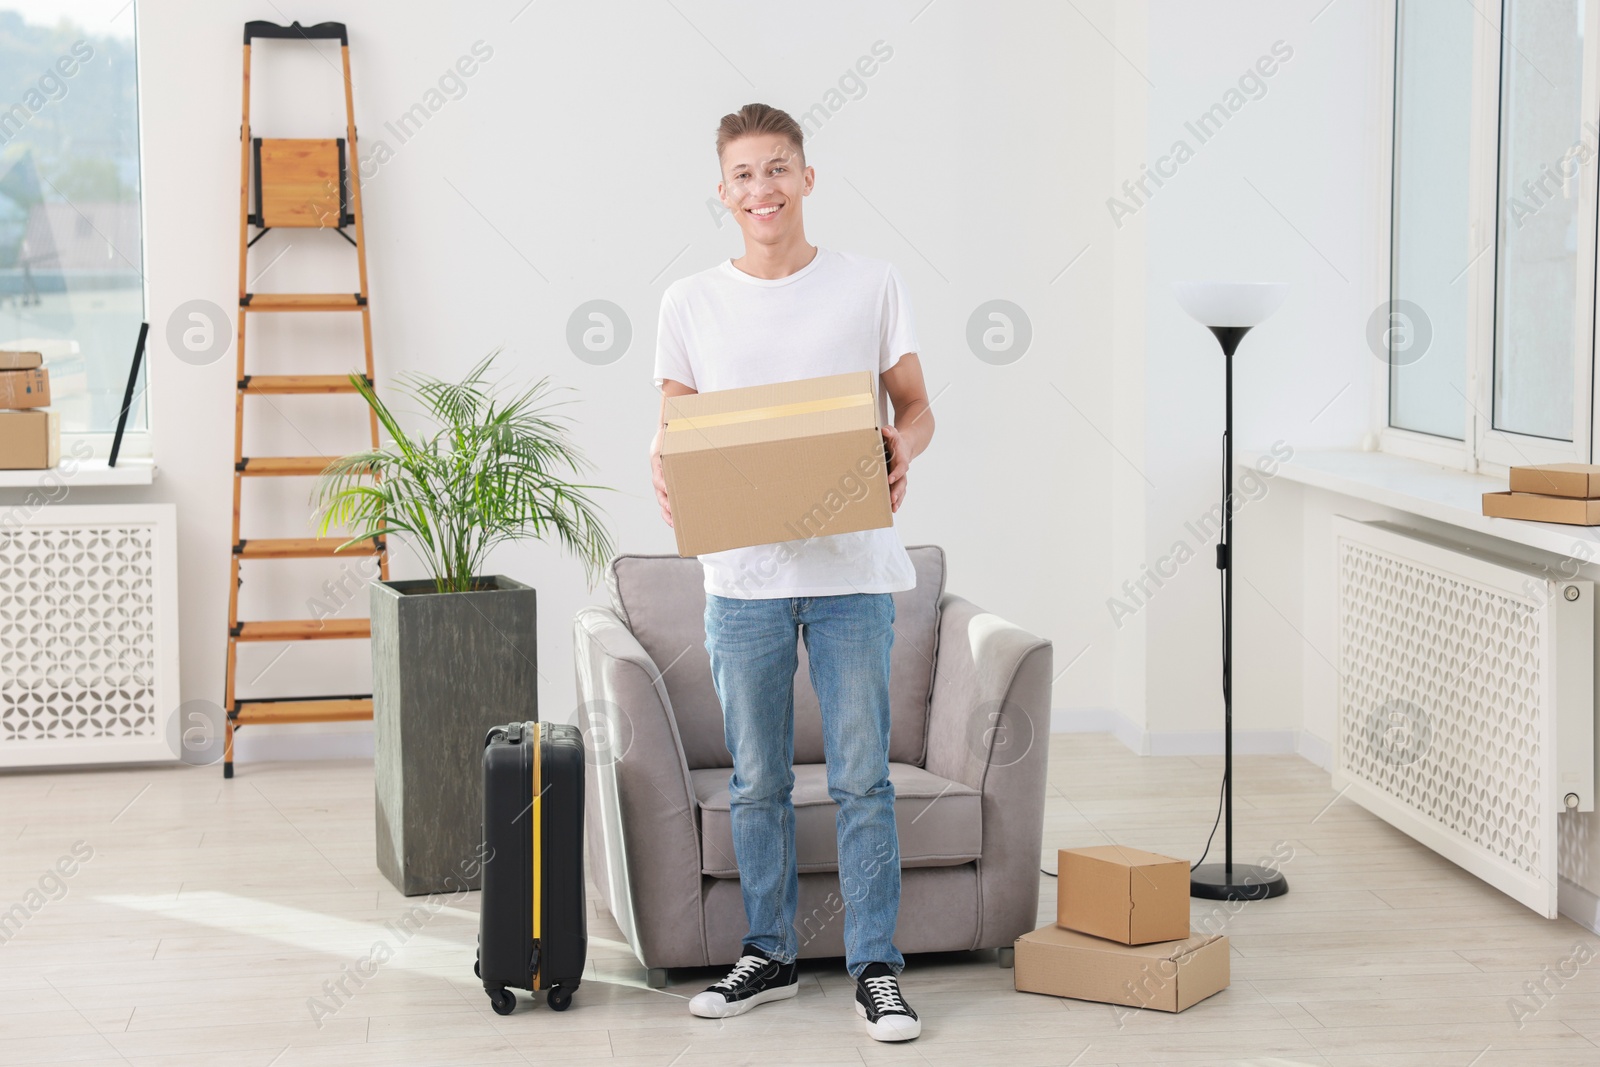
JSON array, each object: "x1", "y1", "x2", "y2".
[{"x1": 1376, "y1": 0, "x2": 1600, "y2": 475}]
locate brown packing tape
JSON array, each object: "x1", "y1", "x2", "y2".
[{"x1": 666, "y1": 392, "x2": 870, "y2": 432}]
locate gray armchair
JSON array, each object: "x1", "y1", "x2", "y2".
[{"x1": 572, "y1": 546, "x2": 1052, "y2": 985}]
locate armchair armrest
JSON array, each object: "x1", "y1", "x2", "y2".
[
  {"x1": 573, "y1": 605, "x2": 709, "y2": 968},
  {"x1": 923, "y1": 592, "x2": 1053, "y2": 949}
]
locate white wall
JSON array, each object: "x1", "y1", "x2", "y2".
[
  {"x1": 1125, "y1": 2, "x2": 1600, "y2": 921},
  {"x1": 0, "y1": 1, "x2": 1400, "y2": 765},
  {"x1": 1106, "y1": 0, "x2": 1387, "y2": 750},
  {"x1": 0, "y1": 0, "x2": 1128, "y2": 761}
]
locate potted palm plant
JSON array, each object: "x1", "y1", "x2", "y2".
[{"x1": 314, "y1": 353, "x2": 614, "y2": 896}]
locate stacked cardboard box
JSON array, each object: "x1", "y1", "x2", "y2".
[
  {"x1": 0, "y1": 351, "x2": 58, "y2": 470},
  {"x1": 659, "y1": 371, "x2": 892, "y2": 556},
  {"x1": 1014, "y1": 845, "x2": 1230, "y2": 1013},
  {"x1": 1484, "y1": 464, "x2": 1600, "y2": 525}
]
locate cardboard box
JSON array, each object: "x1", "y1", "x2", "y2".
[
  {"x1": 0, "y1": 350, "x2": 43, "y2": 371},
  {"x1": 1058, "y1": 845, "x2": 1191, "y2": 944},
  {"x1": 1483, "y1": 491, "x2": 1600, "y2": 526},
  {"x1": 1509, "y1": 463, "x2": 1600, "y2": 498},
  {"x1": 0, "y1": 368, "x2": 50, "y2": 409},
  {"x1": 1014, "y1": 923, "x2": 1229, "y2": 1012},
  {"x1": 660, "y1": 371, "x2": 891, "y2": 557},
  {"x1": 0, "y1": 410, "x2": 60, "y2": 469}
]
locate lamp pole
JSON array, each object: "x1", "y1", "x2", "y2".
[{"x1": 1189, "y1": 323, "x2": 1288, "y2": 902}]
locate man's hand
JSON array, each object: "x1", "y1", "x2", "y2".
[{"x1": 882, "y1": 424, "x2": 910, "y2": 513}]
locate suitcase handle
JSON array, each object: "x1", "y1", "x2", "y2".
[{"x1": 485, "y1": 721, "x2": 536, "y2": 748}]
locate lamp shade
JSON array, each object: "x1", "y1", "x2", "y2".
[{"x1": 1172, "y1": 281, "x2": 1289, "y2": 328}]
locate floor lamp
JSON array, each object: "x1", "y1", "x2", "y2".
[{"x1": 1173, "y1": 280, "x2": 1290, "y2": 902}]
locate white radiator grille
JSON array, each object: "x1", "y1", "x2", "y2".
[
  {"x1": 1334, "y1": 517, "x2": 1591, "y2": 918},
  {"x1": 0, "y1": 505, "x2": 178, "y2": 767},
  {"x1": 1339, "y1": 539, "x2": 1543, "y2": 874}
]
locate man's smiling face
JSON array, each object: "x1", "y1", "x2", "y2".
[{"x1": 718, "y1": 134, "x2": 813, "y2": 245}]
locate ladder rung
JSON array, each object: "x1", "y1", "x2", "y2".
[
  {"x1": 240, "y1": 374, "x2": 369, "y2": 395},
  {"x1": 234, "y1": 696, "x2": 373, "y2": 725},
  {"x1": 238, "y1": 456, "x2": 352, "y2": 477},
  {"x1": 241, "y1": 293, "x2": 366, "y2": 312},
  {"x1": 235, "y1": 536, "x2": 385, "y2": 559},
  {"x1": 233, "y1": 619, "x2": 371, "y2": 642}
]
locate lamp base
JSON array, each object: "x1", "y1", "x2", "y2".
[{"x1": 1190, "y1": 862, "x2": 1288, "y2": 901}]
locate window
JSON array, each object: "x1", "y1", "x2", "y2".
[
  {"x1": 1389, "y1": 0, "x2": 1475, "y2": 441},
  {"x1": 0, "y1": 3, "x2": 146, "y2": 456},
  {"x1": 1386, "y1": 0, "x2": 1599, "y2": 470}
]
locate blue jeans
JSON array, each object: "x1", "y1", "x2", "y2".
[{"x1": 703, "y1": 592, "x2": 903, "y2": 979}]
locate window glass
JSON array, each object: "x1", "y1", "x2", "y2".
[
  {"x1": 0, "y1": 3, "x2": 145, "y2": 437},
  {"x1": 1492, "y1": 0, "x2": 1586, "y2": 441},
  {"x1": 1390, "y1": 0, "x2": 1474, "y2": 440}
]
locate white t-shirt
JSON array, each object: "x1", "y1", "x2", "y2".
[{"x1": 653, "y1": 246, "x2": 920, "y2": 600}]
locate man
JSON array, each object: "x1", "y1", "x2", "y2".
[{"x1": 648, "y1": 102, "x2": 935, "y2": 1043}]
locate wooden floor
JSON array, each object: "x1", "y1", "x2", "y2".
[{"x1": 2, "y1": 733, "x2": 1598, "y2": 1065}]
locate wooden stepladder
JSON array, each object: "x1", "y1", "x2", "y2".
[{"x1": 224, "y1": 20, "x2": 387, "y2": 778}]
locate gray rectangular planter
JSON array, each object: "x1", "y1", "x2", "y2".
[{"x1": 372, "y1": 575, "x2": 538, "y2": 896}]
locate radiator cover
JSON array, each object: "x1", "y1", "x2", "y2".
[
  {"x1": 0, "y1": 503, "x2": 180, "y2": 767},
  {"x1": 1333, "y1": 517, "x2": 1595, "y2": 918}
]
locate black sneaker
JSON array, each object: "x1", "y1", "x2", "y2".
[
  {"x1": 854, "y1": 962, "x2": 920, "y2": 1041},
  {"x1": 688, "y1": 946, "x2": 800, "y2": 1019}
]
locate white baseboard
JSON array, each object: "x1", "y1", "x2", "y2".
[
  {"x1": 1297, "y1": 730, "x2": 1333, "y2": 771},
  {"x1": 1051, "y1": 707, "x2": 1328, "y2": 764},
  {"x1": 1559, "y1": 876, "x2": 1600, "y2": 936}
]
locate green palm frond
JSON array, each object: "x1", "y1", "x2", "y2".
[{"x1": 312, "y1": 352, "x2": 616, "y2": 593}]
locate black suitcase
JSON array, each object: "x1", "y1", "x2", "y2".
[{"x1": 478, "y1": 720, "x2": 586, "y2": 1014}]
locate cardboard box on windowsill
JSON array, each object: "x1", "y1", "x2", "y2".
[
  {"x1": 1014, "y1": 923, "x2": 1230, "y2": 1012},
  {"x1": 0, "y1": 367, "x2": 50, "y2": 409},
  {"x1": 1483, "y1": 492, "x2": 1600, "y2": 526},
  {"x1": 1508, "y1": 463, "x2": 1600, "y2": 499},
  {"x1": 660, "y1": 371, "x2": 892, "y2": 557},
  {"x1": 0, "y1": 350, "x2": 44, "y2": 371},
  {"x1": 0, "y1": 410, "x2": 60, "y2": 469},
  {"x1": 1057, "y1": 845, "x2": 1192, "y2": 945}
]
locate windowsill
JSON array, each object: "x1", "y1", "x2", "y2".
[
  {"x1": 0, "y1": 457, "x2": 155, "y2": 489},
  {"x1": 1241, "y1": 446, "x2": 1599, "y2": 558}
]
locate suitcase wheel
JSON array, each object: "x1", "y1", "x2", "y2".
[
  {"x1": 487, "y1": 987, "x2": 517, "y2": 1016},
  {"x1": 547, "y1": 986, "x2": 573, "y2": 1012},
  {"x1": 473, "y1": 958, "x2": 480, "y2": 980}
]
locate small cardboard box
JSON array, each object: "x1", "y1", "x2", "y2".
[
  {"x1": 1509, "y1": 463, "x2": 1600, "y2": 499},
  {"x1": 1014, "y1": 923, "x2": 1229, "y2": 1012},
  {"x1": 1483, "y1": 491, "x2": 1600, "y2": 526},
  {"x1": 0, "y1": 350, "x2": 43, "y2": 371},
  {"x1": 0, "y1": 410, "x2": 60, "y2": 469},
  {"x1": 1058, "y1": 845, "x2": 1191, "y2": 945},
  {"x1": 660, "y1": 371, "x2": 891, "y2": 557},
  {"x1": 0, "y1": 367, "x2": 50, "y2": 409}
]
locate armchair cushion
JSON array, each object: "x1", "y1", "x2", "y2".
[
  {"x1": 605, "y1": 546, "x2": 948, "y2": 770},
  {"x1": 688, "y1": 762, "x2": 982, "y2": 878}
]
